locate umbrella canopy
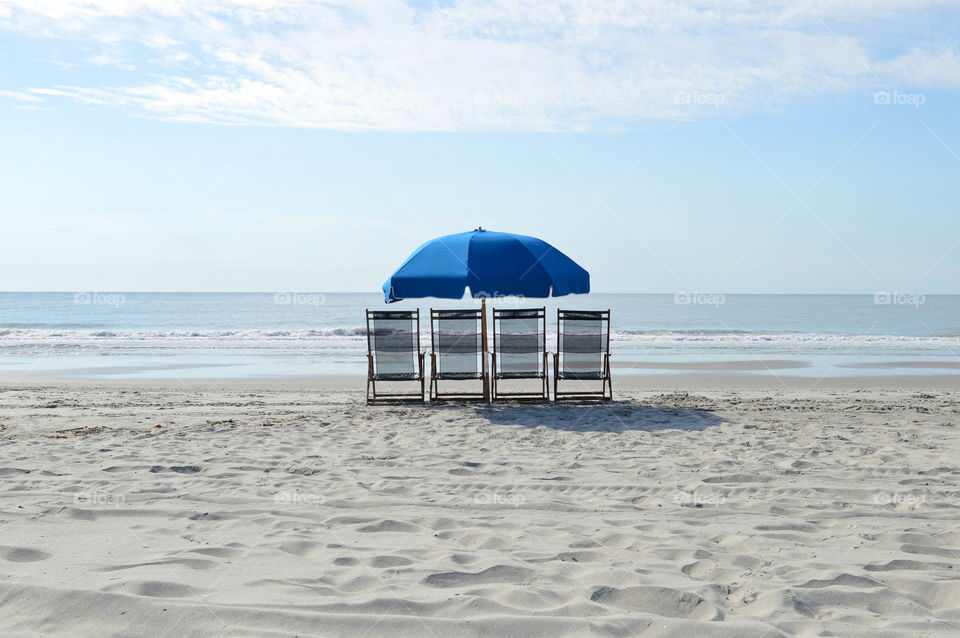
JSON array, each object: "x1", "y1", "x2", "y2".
[{"x1": 383, "y1": 228, "x2": 589, "y2": 303}]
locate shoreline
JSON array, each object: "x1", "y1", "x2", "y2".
[{"x1": 2, "y1": 371, "x2": 959, "y2": 391}]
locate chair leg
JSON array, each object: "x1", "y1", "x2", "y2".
[
  {"x1": 606, "y1": 356, "x2": 613, "y2": 400},
  {"x1": 543, "y1": 352, "x2": 549, "y2": 400},
  {"x1": 489, "y1": 353, "x2": 495, "y2": 402},
  {"x1": 553, "y1": 354, "x2": 559, "y2": 401},
  {"x1": 367, "y1": 356, "x2": 374, "y2": 404}
]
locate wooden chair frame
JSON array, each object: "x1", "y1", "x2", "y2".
[
  {"x1": 491, "y1": 307, "x2": 549, "y2": 401},
  {"x1": 366, "y1": 309, "x2": 425, "y2": 405},
  {"x1": 430, "y1": 308, "x2": 488, "y2": 402},
  {"x1": 553, "y1": 309, "x2": 612, "y2": 401}
]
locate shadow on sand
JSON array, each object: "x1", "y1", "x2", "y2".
[{"x1": 433, "y1": 400, "x2": 728, "y2": 432}]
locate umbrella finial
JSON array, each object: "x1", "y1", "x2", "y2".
[{"x1": 475, "y1": 226, "x2": 485, "y2": 232}]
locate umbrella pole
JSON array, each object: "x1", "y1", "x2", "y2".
[{"x1": 481, "y1": 297, "x2": 489, "y2": 402}]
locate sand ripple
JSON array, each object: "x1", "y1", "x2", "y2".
[{"x1": 0, "y1": 385, "x2": 959, "y2": 636}]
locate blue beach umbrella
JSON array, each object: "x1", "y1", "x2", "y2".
[{"x1": 382, "y1": 228, "x2": 589, "y2": 303}]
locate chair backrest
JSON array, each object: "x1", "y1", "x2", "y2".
[
  {"x1": 493, "y1": 307, "x2": 546, "y2": 376},
  {"x1": 557, "y1": 309, "x2": 610, "y2": 377},
  {"x1": 431, "y1": 309, "x2": 483, "y2": 377},
  {"x1": 366, "y1": 310, "x2": 420, "y2": 376}
]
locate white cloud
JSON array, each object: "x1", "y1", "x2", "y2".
[
  {"x1": 0, "y1": 0, "x2": 958, "y2": 130},
  {"x1": 0, "y1": 89, "x2": 45, "y2": 102}
]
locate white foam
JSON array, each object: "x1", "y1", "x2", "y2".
[
  {"x1": 3, "y1": 327, "x2": 960, "y2": 352},
  {"x1": 0, "y1": 327, "x2": 368, "y2": 341}
]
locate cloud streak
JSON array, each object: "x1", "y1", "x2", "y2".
[{"x1": 2, "y1": 0, "x2": 959, "y2": 130}]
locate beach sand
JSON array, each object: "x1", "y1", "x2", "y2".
[{"x1": 1, "y1": 377, "x2": 959, "y2": 637}]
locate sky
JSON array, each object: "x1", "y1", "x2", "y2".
[{"x1": 1, "y1": 0, "x2": 959, "y2": 294}]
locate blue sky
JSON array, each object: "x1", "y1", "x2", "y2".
[{"x1": 1, "y1": 1, "x2": 959, "y2": 293}]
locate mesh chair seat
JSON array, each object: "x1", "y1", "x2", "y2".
[
  {"x1": 557, "y1": 370, "x2": 605, "y2": 380},
  {"x1": 555, "y1": 309, "x2": 612, "y2": 400},
  {"x1": 434, "y1": 370, "x2": 484, "y2": 380},
  {"x1": 491, "y1": 307, "x2": 548, "y2": 399},
  {"x1": 430, "y1": 309, "x2": 487, "y2": 400},
  {"x1": 373, "y1": 372, "x2": 421, "y2": 381},
  {"x1": 497, "y1": 370, "x2": 545, "y2": 380},
  {"x1": 366, "y1": 310, "x2": 425, "y2": 404}
]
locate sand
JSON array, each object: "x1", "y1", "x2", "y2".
[{"x1": 1, "y1": 378, "x2": 959, "y2": 637}]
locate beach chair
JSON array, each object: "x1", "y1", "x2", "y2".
[
  {"x1": 430, "y1": 309, "x2": 488, "y2": 401},
  {"x1": 365, "y1": 310, "x2": 425, "y2": 405},
  {"x1": 554, "y1": 309, "x2": 612, "y2": 401},
  {"x1": 491, "y1": 307, "x2": 549, "y2": 401}
]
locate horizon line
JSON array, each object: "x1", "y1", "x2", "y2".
[{"x1": 0, "y1": 291, "x2": 955, "y2": 296}]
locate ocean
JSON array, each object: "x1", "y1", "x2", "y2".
[{"x1": 1, "y1": 292, "x2": 959, "y2": 380}]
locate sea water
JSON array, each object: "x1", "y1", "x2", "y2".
[{"x1": 1, "y1": 292, "x2": 958, "y2": 380}]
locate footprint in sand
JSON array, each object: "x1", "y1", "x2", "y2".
[
  {"x1": 424, "y1": 565, "x2": 535, "y2": 588},
  {"x1": 864, "y1": 559, "x2": 951, "y2": 572},
  {"x1": 186, "y1": 546, "x2": 245, "y2": 559},
  {"x1": 278, "y1": 540, "x2": 321, "y2": 557},
  {"x1": 370, "y1": 555, "x2": 414, "y2": 568},
  {"x1": 796, "y1": 573, "x2": 884, "y2": 589},
  {"x1": 333, "y1": 557, "x2": 360, "y2": 566},
  {"x1": 149, "y1": 465, "x2": 202, "y2": 474},
  {"x1": 590, "y1": 585, "x2": 721, "y2": 621},
  {"x1": 0, "y1": 546, "x2": 51, "y2": 563},
  {"x1": 357, "y1": 520, "x2": 421, "y2": 533},
  {"x1": 105, "y1": 580, "x2": 204, "y2": 598}
]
